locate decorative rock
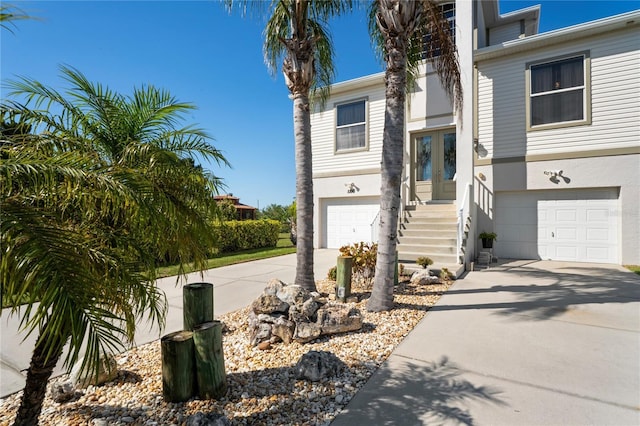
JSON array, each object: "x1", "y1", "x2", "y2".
[
  {"x1": 251, "y1": 294, "x2": 289, "y2": 315},
  {"x1": 346, "y1": 295, "x2": 359, "y2": 303},
  {"x1": 294, "y1": 322, "x2": 322, "y2": 343},
  {"x1": 300, "y1": 298, "x2": 320, "y2": 320},
  {"x1": 271, "y1": 317, "x2": 295, "y2": 344},
  {"x1": 316, "y1": 305, "x2": 363, "y2": 336},
  {"x1": 294, "y1": 351, "x2": 346, "y2": 382},
  {"x1": 257, "y1": 341, "x2": 271, "y2": 351},
  {"x1": 186, "y1": 412, "x2": 231, "y2": 426},
  {"x1": 410, "y1": 270, "x2": 441, "y2": 285},
  {"x1": 48, "y1": 379, "x2": 80, "y2": 403},
  {"x1": 276, "y1": 285, "x2": 311, "y2": 306},
  {"x1": 70, "y1": 354, "x2": 118, "y2": 388},
  {"x1": 263, "y1": 278, "x2": 286, "y2": 296},
  {"x1": 249, "y1": 322, "x2": 272, "y2": 346}
]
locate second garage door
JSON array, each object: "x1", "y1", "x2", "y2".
[
  {"x1": 494, "y1": 188, "x2": 619, "y2": 263},
  {"x1": 323, "y1": 198, "x2": 379, "y2": 248}
]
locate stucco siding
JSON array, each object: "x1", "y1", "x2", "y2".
[
  {"x1": 311, "y1": 85, "x2": 386, "y2": 175},
  {"x1": 477, "y1": 28, "x2": 640, "y2": 160}
]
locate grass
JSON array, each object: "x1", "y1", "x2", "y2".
[
  {"x1": 156, "y1": 233, "x2": 295, "y2": 278},
  {"x1": 625, "y1": 265, "x2": 640, "y2": 276}
]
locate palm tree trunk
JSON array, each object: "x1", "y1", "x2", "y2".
[
  {"x1": 12, "y1": 330, "x2": 65, "y2": 426},
  {"x1": 367, "y1": 33, "x2": 408, "y2": 312},
  {"x1": 292, "y1": 92, "x2": 316, "y2": 292}
]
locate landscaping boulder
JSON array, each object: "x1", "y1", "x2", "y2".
[
  {"x1": 276, "y1": 285, "x2": 311, "y2": 306},
  {"x1": 263, "y1": 278, "x2": 286, "y2": 296},
  {"x1": 295, "y1": 351, "x2": 346, "y2": 382},
  {"x1": 251, "y1": 294, "x2": 289, "y2": 315},
  {"x1": 186, "y1": 412, "x2": 231, "y2": 426},
  {"x1": 49, "y1": 378, "x2": 81, "y2": 403},
  {"x1": 70, "y1": 354, "x2": 118, "y2": 388},
  {"x1": 317, "y1": 305, "x2": 363, "y2": 336},
  {"x1": 410, "y1": 269, "x2": 441, "y2": 285},
  {"x1": 271, "y1": 317, "x2": 295, "y2": 344},
  {"x1": 294, "y1": 322, "x2": 322, "y2": 343}
]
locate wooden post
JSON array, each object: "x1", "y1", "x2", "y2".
[
  {"x1": 161, "y1": 330, "x2": 195, "y2": 402},
  {"x1": 183, "y1": 283, "x2": 214, "y2": 331},
  {"x1": 192, "y1": 321, "x2": 227, "y2": 399},
  {"x1": 336, "y1": 255, "x2": 352, "y2": 302}
]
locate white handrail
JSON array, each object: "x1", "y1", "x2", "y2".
[{"x1": 457, "y1": 182, "x2": 472, "y2": 263}]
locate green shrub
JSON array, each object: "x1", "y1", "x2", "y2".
[
  {"x1": 416, "y1": 256, "x2": 433, "y2": 269},
  {"x1": 327, "y1": 266, "x2": 337, "y2": 281},
  {"x1": 214, "y1": 219, "x2": 280, "y2": 253},
  {"x1": 339, "y1": 242, "x2": 377, "y2": 285}
]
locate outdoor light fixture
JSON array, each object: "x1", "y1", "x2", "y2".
[{"x1": 344, "y1": 182, "x2": 358, "y2": 193}]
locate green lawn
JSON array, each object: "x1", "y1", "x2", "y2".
[
  {"x1": 156, "y1": 233, "x2": 295, "y2": 278},
  {"x1": 2, "y1": 234, "x2": 296, "y2": 308},
  {"x1": 625, "y1": 265, "x2": 640, "y2": 276}
]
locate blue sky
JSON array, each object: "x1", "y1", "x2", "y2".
[{"x1": 2, "y1": 1, "x2": 638, "y2": 208}]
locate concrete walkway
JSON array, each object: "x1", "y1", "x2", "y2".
[
  {"x1": 0, "y1": 249, "x2": 339, "y2": 398},
  {"x1": 331, "y1": 260, "x2": 640, "y2": 425}
]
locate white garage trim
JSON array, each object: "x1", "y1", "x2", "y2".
[
  {"x1": 322, "y1": 197, "x2": 380, "y2": 249},
  {"x1": 494, "y1": 188, "x2": 620, "y2": 264}
]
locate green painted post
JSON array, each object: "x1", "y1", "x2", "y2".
[
  {"x1": 336, "y1": 255, "x2": 353, "y2": 302},
  {"x1": 161, "y1": 330, "x2": 195, "y2": 402},
  {"x1": 394, "y1": 250, "x2": 399, "y2": 286},
  {"x1": 183, "y1": 282, "x2": 214, "y2": 331}
]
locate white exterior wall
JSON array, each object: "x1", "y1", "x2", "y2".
[
  {"x1": 311, "y1": 82, "x2": 385, "y2": 175},
  {"x1": 477, "y1": 28, "x2": 640, "y2": 159},
  {"x1": 489, "y1": 22, "x2": 522, "y2": 45},
  {"x1": 474, "y1": 22, "x2": 640, "y2": 264}
]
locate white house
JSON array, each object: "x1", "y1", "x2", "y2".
[{"x1": 310, "y1": 1, "x2": 640, "y2": 273}]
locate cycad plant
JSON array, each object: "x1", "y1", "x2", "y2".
[{"x1": 1, "y1": 66, "x2": 228, "y2": 425}]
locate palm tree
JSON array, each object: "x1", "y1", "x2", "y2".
[
  {"x1": 0, "y1": 3, "x2": 32, "y2": 33},
  {"x1": 366, "y1": 0, "x2": 462, "y2": 312},
  {"x1": 1, "y1": 67, "x2": 228, "y2": 425},
  {"x1": 226, "y1": 0, "x2": 353, "y2": 292}
]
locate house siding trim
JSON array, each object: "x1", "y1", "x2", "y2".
[{"x1": 475, "y1": 146, "x2": 640, "y2": 165}]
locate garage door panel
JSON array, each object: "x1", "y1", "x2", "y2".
[
  {"x1": 495, "y1": 189, "x2": 619, "y2": 264},
  {"x1": 324, "y1": 198, "x2": 379, "y2": 248}
]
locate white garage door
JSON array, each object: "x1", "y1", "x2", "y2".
[
  {"x1": 323, "y1": 198, "x2": 379, "y2": 248},
  {"x1": 494, "y1": 189, "x2": 619, "y2": 263}
]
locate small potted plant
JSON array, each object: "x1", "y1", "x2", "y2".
[
  {"x1": 416, "y1": 256, "x2": 433, "y2": 269},
  {"x1": 479, "y1": 231, "x2": 497, "y2": 249}
]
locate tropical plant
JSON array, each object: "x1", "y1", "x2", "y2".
[
  {"x1": 218, "y1": 199, "x2": 240, "y2": 221},
  {"x1": 416, "y1": 256, "x2": 433, "y2": 269},
  {"x1": 225, "y1": 0, "x2": 353, "y2": 292},
  {"x1": 339, "y1": 241, "x2": 378, "y2": 286},
  {"x1": 479, "y1": 231, "x2": 497, "y2": 240},
  {"x1": 366, "y1": 0, "x2": 462, "y2": 312},
  {"x1": 0, "y1": 3, "x2": 32, "y2": 33},
  {"x1": 1, "y1": 66, "x2": 228, "y2": 425}
]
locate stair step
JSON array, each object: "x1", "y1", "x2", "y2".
[
  {"x1": 398, "y1": 236, "x2": 457, "y2": 246},
  {"x1": 397, "y1": 251, "x2": 459, "y2": 264},
  {"x1": 399, "y1": 244, "x2": 457, "y2": 254},
  {"x1": 402, "y1": 216, "x2": 457, "y2": 224},
  {"x1": 398, "y1": 229, "x2": 458, "y2": 241}
]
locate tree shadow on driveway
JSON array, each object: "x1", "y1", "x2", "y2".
[
  {"x1": 428, "y1": 263, "x2": 640, "y2": 322},
  {"x1": 334, "y1": 356, "x2": 504, "y2": 426}
]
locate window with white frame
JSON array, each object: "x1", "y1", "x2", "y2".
[
  {"x1": 528, "y1": 53, "x2": 590, "y2": 128},
  {"x1": 336, "y1": 100, "x2": 366, "y2": 151}
]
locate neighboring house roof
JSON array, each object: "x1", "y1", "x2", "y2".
[
  {"x1": 475, "y1": 10, "x2": 640, "y2": 61},
  {"x1": 214, "y1": 194, "x2": 257, "y2": 210}
]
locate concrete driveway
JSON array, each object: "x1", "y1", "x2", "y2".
[
  {"x1": 0, "y1": 249, "x2": 339, "y2": 398},
  {"x1": 332, "y1": 260, "x2": 640, "y2": 425}
]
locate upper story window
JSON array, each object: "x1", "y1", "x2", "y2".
[
  {"x1": 527, "y1": 53, "x2": 591, "y2": 129},
  {"x1": 421, "y1": 2, "x2": 456, "y2": 59},
  {"x1": 336, "y1": 99, "x2": 367, "y2": 152}
]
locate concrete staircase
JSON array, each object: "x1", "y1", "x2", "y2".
[{"x1": 397, "y1": 202, "x2": 464, "y2": 278}]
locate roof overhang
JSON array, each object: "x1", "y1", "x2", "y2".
[{"x1": 475, "y1": 10, "x2": 640, "y2": 62}]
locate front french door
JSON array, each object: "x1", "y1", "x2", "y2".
[{"x1": 412, "y1": 130, "x2": 456, "y2": 201}]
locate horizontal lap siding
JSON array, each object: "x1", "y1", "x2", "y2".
[
  {"x1": 311, "y1": 86, "x2": 386, "y2": 175},
  {"x1": 477, "y1": 29, "x2": 640, "y2": 160},
  {"x1": 489, "y1": 22, "x2": 522, "y2": 45}
]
